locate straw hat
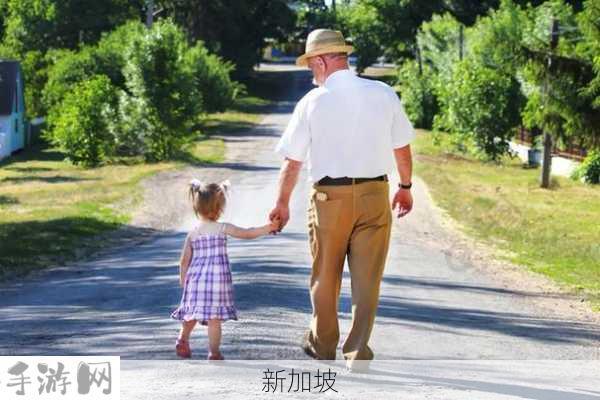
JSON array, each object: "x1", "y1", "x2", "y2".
[{"x1": 296, "y1": 29, "x2": 354, "y2": 67}]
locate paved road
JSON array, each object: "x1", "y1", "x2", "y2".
[{"x1": 1, "y1": 63, "x2": 599, "y2": 365}]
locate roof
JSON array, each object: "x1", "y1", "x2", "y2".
[{"x1": 0, "y1": 60, "x2": 21, "y2": 116}]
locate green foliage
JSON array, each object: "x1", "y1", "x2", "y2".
[
  {"x1": 417, "y1": 13, "x2": 464, "y2": 79},
  {"x1": 435, "y1": 59, "x2": 524, "y2": 160},
  {"x1": 577, "y1": 0, "x2": 600, "y2": 108},
  {"x1": 45, "y1": 75, "x2": 117, "y2": 167},
  {"x1": 160, "y1": 0, "x2": 296, "y2": 76},
  {"x1": 92, "y1": 21, "x2": 147, "y2": 89},
  {"x1": 183, "y1": 42, "x2": 238, "y2": 113},
  {"x1": 1, "y1": 0, "x2": 142, "y2": 54},
  {"x1": 573, "y1": 150, "x2": 600, "y2": 184},
  {"x1": 118, "y1": 20, "x2": 203, "y2": 161},
  {"x1": 20, "y1": 50, "x2": 50, "y2": 117},
  {"x1": 467, "y1": 0, "x2": 527, "y2": 75},
  {"x1": 397, "y1": 60, "x2": 439, "y2": 129},
  {"x1": 42, "y1": 22, "x2": 146, "y2": 115},
  {"x1": 336, "y1": 2, "x2": 383, "y2": 73},
  {"x1": 520, "y1": 0, "x2": 600, "y2": 151},
  {"x1": 43, "y1": 49, "x2": 97, "y2": 112},
  {"x1": 1, "y1": 0, "x2": 56, "y2": 55},
  {"x1": 33, "y1": 18, "x2": 237, "y2": 164},
  {"x1": 296, "y1": 0, "x2": 336, "y2": 36},
  {"x1": 346, "y1": 0, "x2": 499, "y2": 62},
  {"x1": 0, "y1": 0, "x2": 7, "y2": 40}
]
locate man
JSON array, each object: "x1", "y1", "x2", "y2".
[{"x1": 269, "y1": 29, "x2": 415, "y2": 366}]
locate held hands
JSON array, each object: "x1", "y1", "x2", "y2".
[
  {"x1": 268, "y1": 216, "x2": 281, "y2": 234},
  {"x1": 392, "y1": 188, "x2": 413, "y2": 218},
  {"x1": 268, "y1": 202, "x2": 290, "y2": 233}
]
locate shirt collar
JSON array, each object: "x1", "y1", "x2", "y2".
[{"x1": 324, "y1": 69, "x2": 355, "y2": 89}]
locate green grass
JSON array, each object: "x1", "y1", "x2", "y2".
[
  {"x1": 0, "y1": 79, "x2": 277, "y2": 279},
  {"x1": 413, "y1": 130, "x2": 600, "y2": 310},
  {"x1": 0, "y1": 139, "x2": 223, "y2": 279}
]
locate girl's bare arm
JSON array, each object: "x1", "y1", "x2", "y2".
[{"x1": 223, "y1": 220, "x2": 279, "y2": 240}]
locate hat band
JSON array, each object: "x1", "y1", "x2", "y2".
[{"x1": 306, "y1": 39, "x2": 346, "y2": 53}]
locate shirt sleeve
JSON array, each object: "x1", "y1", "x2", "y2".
[
  {"x1": 275, "y1": 96, "x2": 310, "y2": 162},
  {"x1": 390, "y1": 91, "x2": 416, "y2": 149}
]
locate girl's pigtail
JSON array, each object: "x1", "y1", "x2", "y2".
[
  {"x1": 219, "y1": 179, "x2": 231, "y2": 196},
  {"x1": 189, "y1": 179, "x2": 204, "y2": 201}
]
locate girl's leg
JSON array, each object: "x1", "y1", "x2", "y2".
[
  {"x1": 179, "y1": 320, "x2": 197, "y2": 341},
  {"x1": 207, "y1": 319, "x2": 222, "y2": 355}
]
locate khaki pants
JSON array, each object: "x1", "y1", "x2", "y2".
[{"x1": 306, "y1": 181, "x2": 392, "y2": 360}]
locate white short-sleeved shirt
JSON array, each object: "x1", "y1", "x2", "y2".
[{"x1": 275, "y1": 69, "x2": 415, "y2": 182}]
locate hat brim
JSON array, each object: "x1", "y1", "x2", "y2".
[{"x1": 296, "y1": 45, "x2": 354, "y2": 67}]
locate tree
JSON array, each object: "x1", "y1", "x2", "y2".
[
  {"x1": 336, "y1": 1, "x2": 383, "y2": 73},
  {"x1": 467, "y1": 0, "x2": 528, "y2": 75},
  {"x1": 1, "y1": 0, "x2": 143, "y2": 55},
  {"x1": 577, "y1": 0, "x2": 600, "y2": 110},
  {"x1": 520, "y1": 0, "x2": 600, "y2": 167},
  {"x1": 353, "y1": 0, "x2": 500, "y2": 62},
  {"x1": 159, "y1": 0, "x2": 296, "y2": 76},
  {"x1": 0, "y1": 0, "x2": 7, "y2": 41}
]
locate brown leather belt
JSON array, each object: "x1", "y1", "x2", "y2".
[{"x1": 317, "y1": 175, "x2": 388, "y2": 186}]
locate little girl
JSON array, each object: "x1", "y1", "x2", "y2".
[{"x1": 170, "y1": 179, "x2": 279, "y2": 360}]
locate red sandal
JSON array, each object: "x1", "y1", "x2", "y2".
[{"x1": 176, "y1": 338, "x2": 191, "y2": 359}]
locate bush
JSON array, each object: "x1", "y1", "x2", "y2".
[
  {"x1": 397, "y1": 60, "x2": 439, "y2": 129},
  {"x1": 43, "y1": 22, "x2": 145, "y2": 115},
  {"x1": 34, "y1": 19, "x2": 237, "y2": 164},
  {"x1": 435, "y1": 59, "x2": 523, "y2": 161},
  {"x1": 45, "y1": 75, "x2": 117, "y2": 167},
  {"x1": 119, "y1": 20, "x2": 203, "y2": 161},
  {"x1": 43, "y1": 48, "x2": 97, "y2": 112},
  {"x1": 183, "y1": 42, "x2": 238, "y2": 113},
  {"x1": 93, "y1": 21, "x2": 146, "y2": 89},
  {"x1": 572, "y1": 150, "x2": 600, "y2": 184}
]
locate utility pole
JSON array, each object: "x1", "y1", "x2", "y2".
[
  {"x1": 332, "y1": 0, "x2": 336, "y2": 13},
  {"x1": 540, "y1": 18, "x2": 559, "y2": 189},
  {"x1": 146, "y1": 0, "x2": 154, "y2": 28}
]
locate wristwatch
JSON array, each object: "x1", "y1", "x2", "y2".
[{"x1": 399, "y1": 182, "x2": 412, "y2": 190}]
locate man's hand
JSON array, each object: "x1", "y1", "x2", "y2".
[
  {"x1": 269, "y1": 202, "x2": 290, "y2": 232},
  {"x1": 268, "y1": 216, "x2": 282, "y2": 234},
  {"x1": 270, "y1": 158, "x2": 301, "y2": 233},
  {"x1": 392, "y1": 188, "x2": 413, "y2": 218}
]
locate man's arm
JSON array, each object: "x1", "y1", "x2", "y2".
[
  {"x1": 391, "y1": 144, "x2": 413, "y2": 218},
  {"x1": 394, "y1": 145, "x2": 412, "y2": 185},
  {"x1": 269, "y1": 158, "x2": 303, "y2": 231}
]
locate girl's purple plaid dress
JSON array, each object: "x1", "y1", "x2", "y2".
[{"x1": 171, "y1": 222, "x2": 238, "y2": 325}]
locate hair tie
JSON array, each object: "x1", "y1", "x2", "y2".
[{"x1": 190, "y1": 179, "x2": 204, "y2": 191}]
